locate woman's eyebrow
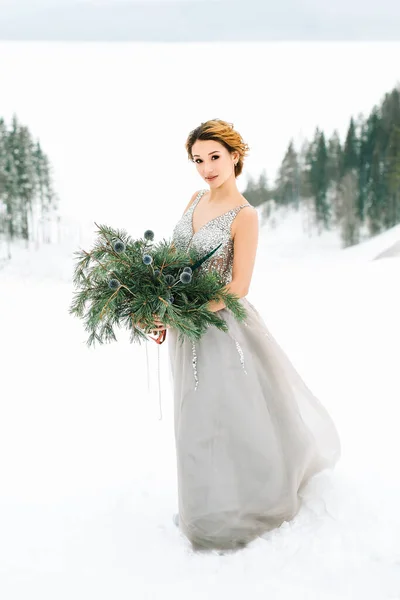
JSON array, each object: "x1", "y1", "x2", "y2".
[{"x1": 193, "y1": 151, "x2": 220, "y2": 157}]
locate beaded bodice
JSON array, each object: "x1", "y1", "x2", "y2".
[{"x1": 172, "y1": 189, "x2": 252, "y2": 285}]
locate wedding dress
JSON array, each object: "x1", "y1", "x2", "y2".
[{"x1": 167, "y1": 189, "x2": 341, "y2": 550}]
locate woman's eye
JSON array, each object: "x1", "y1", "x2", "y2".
[{"x1": 194, "y1": 156, "x2": 219, "y2": 164}]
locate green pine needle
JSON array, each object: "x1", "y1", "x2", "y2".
[{"x1": 69, "y1": 223, "x2": 248, "y2": 347}]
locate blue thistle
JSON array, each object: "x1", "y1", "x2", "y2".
[
  {"x1": 154, "y1": 269, "x2": 161, "y2": 277},
  {"x1": 144, "y1": 230, "x2": 155, "y2": 241},
  {"x1": 164, "y1": 274, "x2": 175, "y2": 286},
  {"x1": 113, "y1": 240, "x2": 126, "y2": 253},
  {"x1": 168, "y1": 295, "x2": 174, "y2": 304},
  {"x1": 143, "y1": 254, "x2": 153, "y2": 265},
  {"x1": 108, "y1": 278, "x2": 120, "y2": 290},
  {"x1": 183, "y1": 266, "x2": 193, "y2": 274},
  {"x1": 179, "y1": 271, "x2": 192, "y2": 284}
]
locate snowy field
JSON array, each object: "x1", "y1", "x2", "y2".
[
  {"x1": 1, "y1": 208, "x2": 400, "y2": 599},
  {"x1": 1, "y1": 41, "x2": 400, "y2": 599}
]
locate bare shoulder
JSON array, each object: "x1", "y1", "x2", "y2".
[
  {"x1": 232, "y1": 200, "x2": 258, "y2": 238},
  {"x1": 238, "y1": 193, "x2": 255, "y2": 209},
  {"x1": 182, "y1": 190, "x2": 201, "y2": 216}
]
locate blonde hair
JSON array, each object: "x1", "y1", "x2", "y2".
[{"x1": 185, "y1": 118, "x2": 250, "y2": 178}]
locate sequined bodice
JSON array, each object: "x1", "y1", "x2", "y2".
[{"x1": 172, "y1": 189, "x2": 251, "y2": 285}]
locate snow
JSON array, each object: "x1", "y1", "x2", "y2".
[
  {"x1": 1, "y1": 208, "x2": 400, "y2": 599},
  {"x1": 1, "y1": 41, "x2": 400, "y2": 599}
]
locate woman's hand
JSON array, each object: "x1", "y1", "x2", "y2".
[
  {"x1": 151, "y1": 314, "x2": 168, "y2": 334},
  {"x1": 136, "y1": 314, "x2": 169, "y2": 335}
]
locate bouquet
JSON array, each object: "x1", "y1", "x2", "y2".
[{"x1": 69, "y1": 223, "x2": 248, "y2": 347}]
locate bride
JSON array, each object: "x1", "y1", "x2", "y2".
[{"x1": 151, "y1": 118, "x2": 341, "y2": 551}]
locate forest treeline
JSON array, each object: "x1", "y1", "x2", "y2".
[
  {"x1": 0, "y1": 114, "x2": 58, "y2": 259},
  {"x1": 244, "y1": 85, "x2": 400, "y2": 247},
  {"x1": 3, "y1": 86, "x2": 400, "y2": 258}
]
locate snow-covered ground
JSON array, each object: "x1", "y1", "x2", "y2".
[{"x1": 1, "y1": 207, "x2": 400, "y2": 600}]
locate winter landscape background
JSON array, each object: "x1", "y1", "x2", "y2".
[{"x1": 1, "y1": 40, "x2": 400, "y2": 599}]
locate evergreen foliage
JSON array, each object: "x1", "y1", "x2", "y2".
[
  {"x1": 242, "y1": 169, "x2": 270, "y2": 207},
  {"x1": 244, "y1": 84, "x2": 400, "y2": 248},
  {"x1": 0, "y1": 114, "x2": 58, "y2": 254},
  {"x1": 69, "y1": 224, "x2": 248, "y2": 348},
  {"x1": 274, "y1": 140, "x2": 301, "y2": 208}
]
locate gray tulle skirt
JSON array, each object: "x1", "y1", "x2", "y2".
[{"x1": 167, "y1": 297, "x2": 341, "y2": 551}]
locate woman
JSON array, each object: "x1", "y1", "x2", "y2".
[{"x1": 152, "y1": 119, "x2": 341, "y2": 551}]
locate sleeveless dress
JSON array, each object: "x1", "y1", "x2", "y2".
[{"x1": 167, "y1": 189, "x2": 341, "y2": 551}]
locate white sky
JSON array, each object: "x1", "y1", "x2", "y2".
[
  {"x1": 0, "y1": 0, "x2": 210, "y2": 6},
  {"x1": 0, "y1": 0, "x2": 398, "y2": 6}
]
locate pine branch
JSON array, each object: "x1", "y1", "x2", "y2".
[{"x1": 70, "y1": 224, "x2": 248, "y2": 346}]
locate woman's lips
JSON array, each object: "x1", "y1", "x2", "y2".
[{"x1": 206, "y1": 175, "x2": 218, "y2": 181}]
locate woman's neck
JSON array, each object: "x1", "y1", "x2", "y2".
[{"x1": 207, "y1": 179, "x2": 240, "y2": 204}]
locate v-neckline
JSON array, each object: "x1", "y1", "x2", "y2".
[{"x1": 190, "y1": 190, "x2": 244, "y2": 238}]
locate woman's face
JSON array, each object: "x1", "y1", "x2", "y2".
[{"x1": 191, "y1": 139, "x2": 238, "y2": 187}]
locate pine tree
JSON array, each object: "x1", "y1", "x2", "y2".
[
  {"x1": 339, "y1": 171, "x2": 360, "y2": 247},
  {"x1": 305, "y1": 130, "x2": 330, "y2": 232},
  {"x1": 17, "y1": 124, "x2": 37, "y2": 243},
  {"x1": 0, "y1": 118, "x2": 7, "y2": 215},
  {"x1": 358, "y1": 112, "x2": 375, "y2": 223},
  {"x1": 2, "y1": 120, "x2": 19, "y2": 243},
  {"x1": 340, "y1": 117, "x2": 361, "y2": 236},
  {"x1": 314, "y1": 132, "x2": 330, "y2": 230},
  {"x1": 0, "y1": 118, "x2": 9, "y2": 259},
  {"x1": 373, "y1": 89, "x2": 400, "y2": 231},
  {"x1": 32, "y1": 141, "x2": 58, "y2": 243},
  {"x1": 274, "y1": 140, "x2": 300, "y2": 207},
  {"x1": 367, "y1": 144, "x2": 385, "y2": 235},
  {"x1": 385, "y1": 124, "x2": 400, "y2": 227},
  {"x1": 0, "y1": 113, "x2": 58, "y2": 248},
  {"x1": 326, "y1": 130, "x2": 343, "y2": 225},
  {"x1": 342, "y1": 117, "x2": 359, "y2": 174},
  {"x1": 298, "y1": 140, "x2": 314, "y2": 236},
  {"x1": 242, "y1": 174, "x2": 258, "y2": 206},
  {"x1": 250, "y1": 83, "x2": 400, "y2": 243},
  {"x1": 363, "y1": 108, "x2": 383, "y2": 234},
  {"x1": 243, "y1": 169, "x2": 269, "y2": 208},
  {"x1": 6, "y1": 115, "x2": 29, "y2": 240},
  {"x1": 257, "y1": 169, "x2": 269, "y2": 205},
  {"x1": 381, "y1": 88, "x2": 400, "y2": 134}
]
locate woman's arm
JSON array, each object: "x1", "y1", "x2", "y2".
[{"x1": 207, "y1": 207, "x2": 259, "y2": 312}]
